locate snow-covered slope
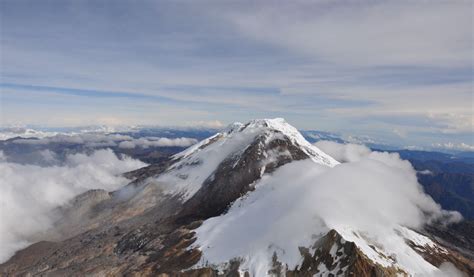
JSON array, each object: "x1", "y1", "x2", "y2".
[{"x1": 155, "y1": 118, "x2": 338, "y2": 201}]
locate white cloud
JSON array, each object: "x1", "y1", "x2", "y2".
[
  {"x1": 10, "y1": 133, "x2": 197, "y2": 149},
  {"x1": 12, "y1": 133, "x2": 133, "y2": 145},
  {"x1": 418, "y1": 169, "x2": 433, "y2": 176},
  {"x1": 194, "y1": 142, "x2": 461, "y2": 275},
  {"x1": 117, "y1": 137, "x2": 198, "y2": 149},
  {"x1": 118, "y1": 140, "x2": 136, "y2": 149},
  {"x1": 0, "y1": 127, "x2": 60, "y2": 141},
  {"x1": 224, "y1": 1, "x2": 472, "y2": 67},
  {"x1": 344, "y1": 135, "x2": 378, "y2": 145},
  {"x1": 0, "y1": 149, "x2": 146, "y2": 263},
  {"x1": 314, "y1": 140, "x2": 371, "y2": 162},
  {"x1": 427, "y1": 113, "x2": 474, "y2": 135},
  {"x1": 322, "y1": 82, "x2": 473, "y2": 135},
  {"x1": 432, "y1": 142, "x2": 474, "y2": 152}
]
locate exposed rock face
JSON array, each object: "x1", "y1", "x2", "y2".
[
  {"x1": 288, "y1": 230, "x2": 403, "y2": 277},
  {"x1": 1, "y1": 119, "x2": 473, "y2": 276},
  {"x1": 179, "y1": 133, "x2": 311, "y2": 221}
]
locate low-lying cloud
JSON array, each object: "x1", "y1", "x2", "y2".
[
  {"x1": 314, "y1": 140, "x2": 371, "y2": 162},
  {"x1": 432, "y1": 142, "x2": 474, "y2": 152},
  {"x1": 11, "y1": 133, "x2": 197, "y2": 149},
  {"x1": 12, "y1": 133, "x2": 132, "y2": 146},
  {"x1": 118, "y1": 137, "x2": 198, "y2": 149},
  {"x1": 194, "y1": 141, "x2": 462, "y2": 275},
  {"x1": 0, "y1": 127, "x2": 60, "y2": 141},
  {"x1": 0, "y1": 149, "x2": 146, "y2": 263}
]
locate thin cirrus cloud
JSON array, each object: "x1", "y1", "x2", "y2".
[
  {"x1": 223, "y1": 1, "x2": 471, "y2": 67},
  {"x1": 0, "y1": 0, "x2": 472, "y2": 149}
]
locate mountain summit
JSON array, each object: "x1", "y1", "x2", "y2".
[{"x1": 1, "y1": 119, "x2": 473, "y2": 276}]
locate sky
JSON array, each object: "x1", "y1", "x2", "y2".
[{"x1": 0, "y1": 0, "x2": 472, "y2": 150}]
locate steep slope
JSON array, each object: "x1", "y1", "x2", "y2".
[
  {"x1": 152, "y1": 118, "x2": 337, "y2": 199},
  {"x1": 1, "y1": 118, "x2": 472, "y2": 276}
]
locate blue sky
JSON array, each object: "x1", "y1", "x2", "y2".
[{"x1": 0, "y1": 0, "x2": 472, "y2": 150}]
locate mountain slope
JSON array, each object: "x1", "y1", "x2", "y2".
[{"x1": 0, "y1": 118, "x2": 472, "y2": 276}]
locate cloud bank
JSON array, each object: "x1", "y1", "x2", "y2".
[
  {"x1": 194, "y1": 142, "x2": 462, "y2": 275},
  {"x1": 0, "y1": 149, "x2": 146, "y2": 263},
  {"x1": 11, "y1": 133, "x2": 197, "y2": 148},
  {"x1": 432, "y1": 142, "x2": 474, "y2": 152},
  {"x1": 13, "y1": 133, "x2": 131, "y2": 145},
  {"x1": 0, "y1": 127, "x2": 60, "y2": 141},
  {"x1": 117, "y1": 137, "x2": 198, "y2": 149},
  {"x1": 314, "y1": 140, "x2": 371, "y2": 162}
]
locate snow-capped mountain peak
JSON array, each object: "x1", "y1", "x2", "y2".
[{"x1": 157, "y1": 118, "x2": 338, "y2": 202}]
